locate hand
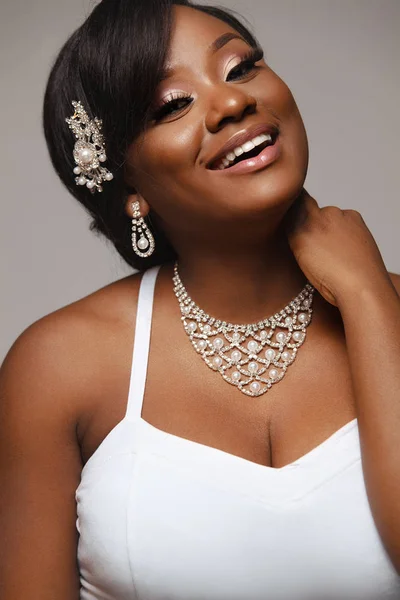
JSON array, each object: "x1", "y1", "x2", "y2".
[{"x1": 284, "y1": 188, "x2": 391, "y2": 307}]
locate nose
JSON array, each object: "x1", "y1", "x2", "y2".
[{"x1": 205, "y1": 84, "x2": 257, "y2": 133}]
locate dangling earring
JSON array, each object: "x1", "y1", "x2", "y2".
[{"x1": 131, "y1": 200, "x2": 155, "y2": 258}]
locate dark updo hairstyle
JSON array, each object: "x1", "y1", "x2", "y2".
[{"x1": 43, "y1": 0, "x2": 260, "y2": 271}]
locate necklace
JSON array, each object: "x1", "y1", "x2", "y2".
[{"x1": 172, "y1": 262, "x2": 315, "y2": 397}]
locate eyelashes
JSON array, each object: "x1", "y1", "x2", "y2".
[
  {"x1": 154, "y1": 91, "x2": 194, "y2": 120},
  {"x1": 226, "y1": 46, "x2": 264, "y2": 82},
  {"x1": 153, "y1": 46, "x2": 264, "y2": 121}
]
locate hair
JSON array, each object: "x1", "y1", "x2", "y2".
[{"x1": 43, "y1": 0, "x2": 260, "y2": 271}]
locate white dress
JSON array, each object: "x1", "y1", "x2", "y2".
[{"x1": 76, "y1": 264, "x2": 400, "y2": 599}]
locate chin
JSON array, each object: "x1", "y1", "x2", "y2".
[
  {"x1": 218, "y1": 159, "x2": 308, "y2": 220},
  {"x1": 255, "y1": 142, "x2": 308, "y2": 215}
]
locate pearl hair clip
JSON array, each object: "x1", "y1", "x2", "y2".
[{"x1": 65, "y1": 100, "x2": 114, "y2": 193}]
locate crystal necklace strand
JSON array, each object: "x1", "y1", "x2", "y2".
[{"x1": 172, "y1": 262, "x2": 315, "y2": 397}]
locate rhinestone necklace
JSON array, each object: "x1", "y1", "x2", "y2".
[{"x1": 172, "y1": 262, "x2": 315, "y2": 397}]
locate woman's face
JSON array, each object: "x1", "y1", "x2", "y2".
[{"x1": 126, "y1": 5, "x2": 309, "y2": 241}]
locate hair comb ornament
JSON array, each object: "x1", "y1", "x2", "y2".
[{"x1": 65, "y1": 100, "x2": 114, "y2": 193}]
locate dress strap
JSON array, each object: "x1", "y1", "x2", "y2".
[{"x1": 125, "y1": 264, "x2": 161, "y2": 421}]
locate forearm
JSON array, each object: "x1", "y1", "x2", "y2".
[{"x1": 338, "y1": 275, "x2": 400, "y2": 571}]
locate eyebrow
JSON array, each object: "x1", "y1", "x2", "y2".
[
  {"x1": 159, "y1": 32, "x2": 247, "y2": 82},
  {"x1": 209, "y1": 32, "x2": 245, "y2": 54}
]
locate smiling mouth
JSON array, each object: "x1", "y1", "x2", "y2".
[{"x1": 208, "y1": 131, "x2": 279, "y2": 171}]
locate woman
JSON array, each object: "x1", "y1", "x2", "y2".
[{"x1": 1, "y1": 0, "x2": 399, "y2": 598}]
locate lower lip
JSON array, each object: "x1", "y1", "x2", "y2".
[{"x1": 212, "y1": 135, "x2": 281, "y2": 175}]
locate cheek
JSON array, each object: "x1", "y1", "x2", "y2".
[
  {"x1": 130, "y1": 130, "x2": 203, "y2": 219},
  {"x1": 137, "y1": 124, "x2": 199, "y2": 178},
  {"x1": 127, "y1": 127, "x2": 203, "y2": 215},
  {"x1": 260, "y1": 71, "x2": 308, "y2": 167},
  {"x1": 258, "y1": 69, "x2": 303, "y2": 125}
]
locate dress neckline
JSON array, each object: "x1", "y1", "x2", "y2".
[{"x1": 138, "y1": 415, "x2": 359, "y2": 473}]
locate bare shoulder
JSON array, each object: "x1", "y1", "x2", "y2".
[
  {"x1": 1, "y1": 270, "x2": 144, "y2": 420},
  {"x1": 0, "y1": 271, "x2": 144, "y2": 598}
]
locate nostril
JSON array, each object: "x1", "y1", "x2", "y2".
[
  {"x1": 215, "y1": 102, "x2": 256, "y2": 131},
  {"x1": 243, "y1": 103, "x2": 256, "y2": 117},
  {"x1": 217, "y1": 115, "x2": 239, "y2": 129}
]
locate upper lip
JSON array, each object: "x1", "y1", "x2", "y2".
[{"x1": 206, "y1": 122, "x2": 280, "y2": 169}]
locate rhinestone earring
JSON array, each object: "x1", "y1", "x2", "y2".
[{"x1": 131, "y1": 201, "x2": 155, "y2": 258}]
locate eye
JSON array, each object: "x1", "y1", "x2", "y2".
[
  {"x1": 226, "y1": 47, "x2": 264, "y2": 82},
  {"x1": 153, "y1": 92, "x2": 193, "y2": 120}
]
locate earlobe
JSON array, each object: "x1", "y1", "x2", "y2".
[{"x1": 124, "y1": 193, "x2": 151, "y2": 219}]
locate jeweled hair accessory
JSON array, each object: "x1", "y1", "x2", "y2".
[{"x1": 65, "y1": 100, "x2": 114, "y2": 193}]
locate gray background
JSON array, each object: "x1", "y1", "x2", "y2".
[{"x1": 1, "y1": 0, "x2": 399, "y2": 362}]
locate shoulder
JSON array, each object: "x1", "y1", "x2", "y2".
[
  {"x1": 0, "y1": 271, "x2": 144, "y2": 426},
  {"x1": 388, "y1": 272, "x2": 400, "y2": 296},
  {"x1": 2, "y1": 270, "x2": 144, "y2": 369},
  {"x1": 0, "y1": 274, "x2": 149, "y2": 600}
]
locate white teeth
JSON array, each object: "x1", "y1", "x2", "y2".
[
  {"x1": 216, "y1": 132, "x2": 273, "y2": 170},
  {"x1": 242, "y1": 140, "x2": 255, "y2": 152},
  {"x1": 253, "y1": 134, "x2": 267, "y2": 145}
]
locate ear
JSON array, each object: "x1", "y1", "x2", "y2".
[{"x1": 124, "y1": 191, "x2": 151, "y2": 220}]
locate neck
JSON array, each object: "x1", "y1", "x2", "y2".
[{"x1": 169, "y1": 226, "x2": 308, "y2": 324}]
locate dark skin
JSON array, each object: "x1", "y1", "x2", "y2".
[{"x1": 1, "y1": 5, "x2": 400, "y2": 599}]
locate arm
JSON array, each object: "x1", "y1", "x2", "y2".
[
  {"x1": 336, "y1": 272, "x2": 400, "y2": 572},
  {"x1": 0, "y1": 317, "x2": 83, "y2": 599},
  {"x1": 285, "y1": 189, "x2": 400, "y2": 573}
]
